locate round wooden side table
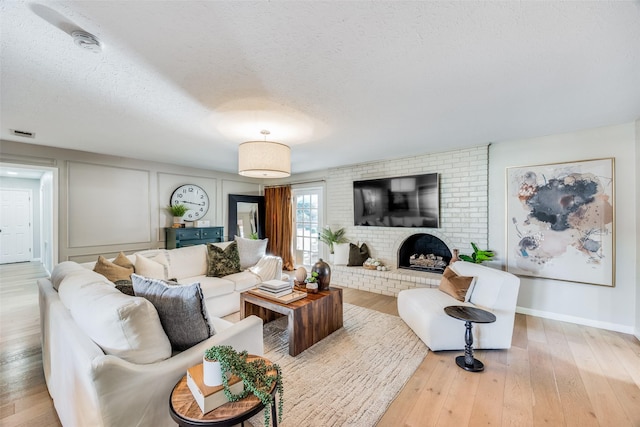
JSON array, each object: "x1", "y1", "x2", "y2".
[
  {"x1": 169, "y1": 355, "x2": 278, "y2": 427},
  {"x1": 444, "y1": 305, "x2": 496, "y2": 372}
]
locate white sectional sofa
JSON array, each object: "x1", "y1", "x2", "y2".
[
  {"x1": 38, "y1": 243, "x2": 281, "y2": 427},
  {"x1": 397, "y1": 261, "x2": 520, "y2": 351}
]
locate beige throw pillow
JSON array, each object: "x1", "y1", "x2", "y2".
[
  {"x1": 94, "y1": 252, "x2": 134, "y2": 282},
  {"x1": 438, "y1": 266, "x2": 476, "y2": 302},
  {"x1": 135, "y1": 252, "x2": 169, "y2": 280}
]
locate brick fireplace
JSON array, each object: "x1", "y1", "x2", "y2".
[
  {"x1": 325, "y1": 144, "x2": 489, "y2": 296},
  {"x1": 397, "y1": 233, "x2": 452, "y2": 273}
]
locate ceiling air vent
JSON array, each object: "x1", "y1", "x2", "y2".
[{"x1": 10, "y1": 129, "x2": 35, "y2": 138}]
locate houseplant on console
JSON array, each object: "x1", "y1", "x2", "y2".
[
  {"x1": 167, "y1": 203, "x2": 188, "y2": 227},
  {"x1": 204, "y1": 345, "x2": 283, "y2": 427}
]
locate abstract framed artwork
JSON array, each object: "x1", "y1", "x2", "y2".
[{"x1": 506, "y1": 158, "x2": 615, "y2": 286}]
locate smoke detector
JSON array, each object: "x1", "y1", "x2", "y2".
[{"x1": 71, "y1": 30, "x2": 102, "y2": 53}]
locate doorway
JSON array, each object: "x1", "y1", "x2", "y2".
[
  {"x1": 0, "y1": 188, "x2": 33, "y2": 263},
  {"x1": 0, "y1": 164, "x2": 58, "y2": 271},
  {"x1": 292, "y1": 187, "x2": 323, "y2": 268}
]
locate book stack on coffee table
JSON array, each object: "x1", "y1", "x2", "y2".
[
  {"x1": 257, "y1": 280, "x2": 293, "y2": 297},
  {"x1": 248, "y1": 279, "x2": 307, "y2": 304}
]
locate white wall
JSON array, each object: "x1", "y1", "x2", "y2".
[
  {"x1": 40, "y1": 171, "x2": 56, "y2": 272},
  {"x1": 636, "y1": 119, "x2": 640, "y2": 339},
  {"x1": 489, "y1": 122, "x2": 637, "y2": 333},
  {"x1": 0, "y1": 140, "x2": 262, "y2": 262}
]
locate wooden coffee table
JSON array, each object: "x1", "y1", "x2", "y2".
[
  {"x1": 169, "y1": 355, "x2": 278, "y2": 427},
  {"x1": 241, "y1": 287, "x2": 343, "y2": 356}
]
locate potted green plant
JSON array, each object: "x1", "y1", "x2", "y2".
[
  {"x1": 305, "y1": 271, "x2": 319, "y2": 293},
  {"x1": 204, "y1": 345, "x2": 283, "y2": 427},
  {"x1": 318, "y1": 226, "x2": 348, "y2": 254},
  {"x1": 167, "y1": 203, "x2": 188, "y2": 225},
  {"x1": 459, "y1": 242, "x2": 495, "y2": 264}
]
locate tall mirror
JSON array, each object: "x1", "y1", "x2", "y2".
[{"x1": 228, "y1": 194, "x2": 266, "y2": 240}]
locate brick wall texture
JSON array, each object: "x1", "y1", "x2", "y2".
[{"x1": 326, "y1": 144, "x2": 490, "y2": 295}]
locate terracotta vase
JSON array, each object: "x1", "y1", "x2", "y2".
[{"x1": 312, "y1": 258, "x2": 332, "y2": 291}]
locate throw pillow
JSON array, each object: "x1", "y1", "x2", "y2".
[
  {"x1": 58, "y1": 281, "x2": 172, "y2": 364},
  {"x1": 206, "y1": 242, "x2": 241, "y2": 277},
  {"x1": 113, "y1": 251, "x2": 134, "y2": 270},
  {"x1": 131, "y1": 274, "x2": 212, "y2": 351},
  {"x1": 114, "y1": 280, "x2": 135, "y2": 296},
  {"x1": 348, "y1": 242, "x2": 370, "y2": 266},
  {"x1": 94, "y1": 253, "x2": 134, "y2": 282},
  {"x1": 438, "y1": 266, "x2": 476, "y2": 302},
  {"x1": 234, "y1": 236, "x2": 268, "y2": 269},
  {"x1": 135, "y1": 252, "x2": 169, "y2": 280},
  {"x1": 333, "y1": 243, "x2": 351, "y2": 265}
]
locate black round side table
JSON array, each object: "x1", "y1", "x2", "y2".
[{"x1": 444, "y1": 305, "x2": 496, "y2": 372}]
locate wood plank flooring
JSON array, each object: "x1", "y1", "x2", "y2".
[
  {"x1": 0, "y1": 262, "x2": 61, "y2": 427},
  {"x1": 1, "y1": 262, "x2": 639, "y2": 426}
]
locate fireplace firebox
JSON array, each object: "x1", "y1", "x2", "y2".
[{"x1": 397, "y1": 233, "x2": 452, "y2": 273}]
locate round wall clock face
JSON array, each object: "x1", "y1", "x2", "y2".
[{"x1": 170, "y1": 184, "x2": 210, "y2": 221}]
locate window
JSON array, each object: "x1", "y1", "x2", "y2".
[{"x1": 292, "y1": 187, "x2": 323, "y2": 268}]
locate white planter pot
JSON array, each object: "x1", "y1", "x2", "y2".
[{"x1": 203, "y1": 357, "x2": 223, "y2": 386}]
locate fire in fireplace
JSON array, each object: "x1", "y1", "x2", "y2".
[{"x1": 397, "y1": 233, "x2": 452, "y2": 273}]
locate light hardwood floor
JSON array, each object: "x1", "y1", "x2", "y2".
[{"x1": 1, "y1": 262, "x2": 639, "y2": 426}]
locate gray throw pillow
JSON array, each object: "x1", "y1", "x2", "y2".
[
  {"x1": 131, "y1": 274, "x2": 212, "y2": 351},
  {"x1": 206, "y1": 241, "x2": 241, "y2": 277},
  {"x1": 235, "y1": 236, "x2": 268, "y2": 269}
]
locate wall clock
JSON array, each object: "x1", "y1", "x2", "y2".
[{"x1": 170, "y1": 184, "x2": 210, "y2": 221}]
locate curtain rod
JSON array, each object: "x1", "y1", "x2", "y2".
[{"x1": 264, "y1": 179, "x2": 326, "y2": 188}]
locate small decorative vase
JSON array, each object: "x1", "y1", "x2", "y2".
[
  {"x1": 172, "y1": 216, "x2": 184, "y2": 228},
  {"x1": 306, "y1": 282, "x2": 318, "y2": 294},
  {"x1": 294, "y1": 266, "x2": 308, "y2": 283},
  {"x1": 202, "y1": 356, "x2": 223, "y2": 387},
  {"x1": 311, "y1": 258, "x2": 331, "y2": 291},
  {"x1": 449, "y1": 249, "x2": 460, "y2": 265}
]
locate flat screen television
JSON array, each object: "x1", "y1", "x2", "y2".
[{"x1": 353, "y1": 173, "x2": 439, "y2": 228}]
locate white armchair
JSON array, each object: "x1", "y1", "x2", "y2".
[{"x1": 397, "y1": 261, "x2": 520, "y2": 351}]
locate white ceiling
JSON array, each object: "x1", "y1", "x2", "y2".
[{"x1": 1, "y1": 1, "x2": 639, "y2": 175}]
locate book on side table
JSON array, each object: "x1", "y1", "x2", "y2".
[{"x1": 186, "y1": 363, "x2": 244, "y2": 414}]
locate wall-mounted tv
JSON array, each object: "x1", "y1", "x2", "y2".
[{"x1": 353, "y1": 173, "x2": 439, "y2": 228}]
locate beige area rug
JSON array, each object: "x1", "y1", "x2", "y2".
[{"x1": 248, "y1": 303, "x2": 428, "y2": 427}]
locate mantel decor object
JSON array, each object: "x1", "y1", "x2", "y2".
[{"x1": 311, "y1": 258, "x2": 331, "y2": 291}]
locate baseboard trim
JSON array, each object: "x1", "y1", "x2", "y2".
[{"x1": 516, "y1": 306, "x2": 635, "y2": 335}]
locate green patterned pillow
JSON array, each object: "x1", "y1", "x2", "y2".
[{"x1": 206, "y1": 241, "x2": 241, "y2": 277}]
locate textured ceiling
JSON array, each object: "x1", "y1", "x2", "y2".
[{"x1": 1, "y1": 1, "x2": 639, "y2": 175}]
